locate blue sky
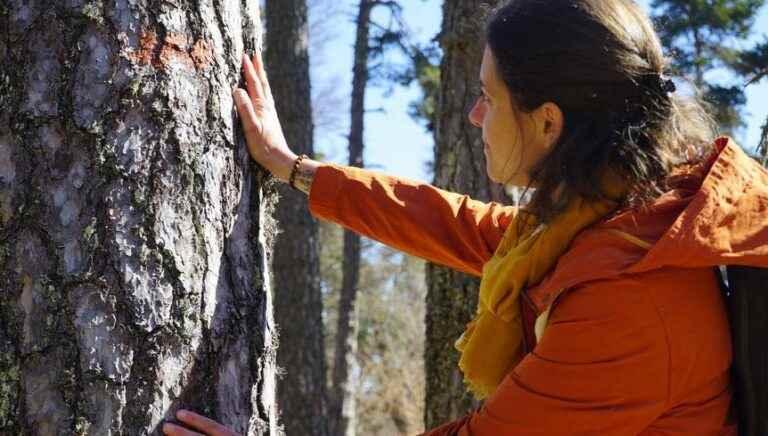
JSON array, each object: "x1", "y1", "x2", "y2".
[{"x1": 310, "y1": 0, "x2": 768, "y2": 182}]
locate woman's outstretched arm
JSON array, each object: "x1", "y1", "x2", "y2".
[
  {"x1": 232, "y1": 50, "x2": 516, "y2": 276},
  {"x1": 306, "y1": 163, "x2": 516, "y2": 276}
]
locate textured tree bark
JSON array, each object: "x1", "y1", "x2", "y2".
[
  {"x1": 263, "y1": 1, "x2": 329, "y2": 435},
  {"x1": 330, "y1": 2, "x2": 374, "y2": 436},
  {"x1": 0, "y1": 1, "x2": 282, "y2": 435},
  {"x1": 424, "y1": 0, "x2": 505, "y2": 429}
]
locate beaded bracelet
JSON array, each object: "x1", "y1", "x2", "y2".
[{"x1": 288, "y1": 154, "x2": 308, "y2": 190}]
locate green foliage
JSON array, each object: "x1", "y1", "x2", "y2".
[
  {"x1": 652, "y1": 0, "x2": 763, "y2": 77},
  {"x1": 365, "y1": 0, "x2": 441, "y2": 108},
  {"x1": 734, "y1": 36, "x2": 768, "y2": 165},
  {"x1": 406, "y1": 45, "x2": 441, "y2": 133},
  {"x1": 704, "y1": 83, "x2": 749, "y2": 131},
  {"x1": 651, "y1": 0, "x2": 765, "y2": 133},
  {"x1": 366, "y1": 1, "x2": 412, "y2": 94},
  {"x1": 735, "y1": 37, "x2": 768, "y2": 84}
]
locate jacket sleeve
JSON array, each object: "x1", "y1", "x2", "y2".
[
  {"x1": 420, "y1": 278, "x2": 671, "y2": 436},
  {"x1": 308, "y1": 163, "x2": 517, "y2": 277}
]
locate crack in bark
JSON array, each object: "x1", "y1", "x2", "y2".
[{"x1": 212, "y1": 0, "x2": 235, "y2": 67}]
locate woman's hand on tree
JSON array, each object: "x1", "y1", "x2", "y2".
[
  {"x1": 162, "y1": 410, "x2": 241, "y2": 436},
  {"x1": 232, "y1": 51, "x2": 296, "y2": 182}
]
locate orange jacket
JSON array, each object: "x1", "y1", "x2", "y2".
[{"x1": 308, "y1": 137, "x2": 768, "y2": 435}]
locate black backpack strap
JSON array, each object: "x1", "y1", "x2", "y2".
[{"x1": 722, "y1": 265, "x2": 768, "y2": 436}]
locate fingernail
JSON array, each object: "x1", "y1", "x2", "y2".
[{"x1": 177, "y1": 409, "x2": 188, "y2": 419}]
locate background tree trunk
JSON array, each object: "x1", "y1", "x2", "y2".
[
  {"x1": 264, "y1": 1, "x2": 330, "y2": 435},
  {"x1": 330, "y1": 1, "x2": 374, "y2": 435},
  {"x1": 0, "y1": 1, "x2": 281, "y2": 435},
  {"x1": 424, "y1": 0, "x2": 505, "y2": 429}
]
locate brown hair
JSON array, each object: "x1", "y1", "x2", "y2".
[{"x1": 485, "y1": 0, "x2": 718, "y2": 222}]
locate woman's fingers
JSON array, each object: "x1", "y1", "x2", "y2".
[
  {"x1": 242, "y1": 54, "x2": 266, "y2": 105},
  {"x1": 251, "y1": 51, "x2": 273, "y2": 101},
  {"x1": 232, "y1": 51, "x2": 293, "y2": 173},
  {"x1": 162, "y1": 422, "x2": 205, "y2": 436},
  {"x1": 232, "y1": 87, "x2": 261, "y2": 136},
  {"x1": 174, "y1": 410, "x2": 234, "y2": 435}
]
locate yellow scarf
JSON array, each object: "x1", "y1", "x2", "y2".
[{"x1": 454, "y1": 180, "x2": 624, "y2": 399}]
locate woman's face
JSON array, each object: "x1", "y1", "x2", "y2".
[{"x1": 468, "y1": 46, "x2": 562, "y2": 187}]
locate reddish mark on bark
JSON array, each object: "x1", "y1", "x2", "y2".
[
  {"x1": 190, "y1": 40, "x2": 214, "y2": 70},
  {"x1": 127, "y1": 31, "x2": 214, "y2": 71},
  {"x1": 128, "y1": 32, "x2": 158, "y2": 66}
]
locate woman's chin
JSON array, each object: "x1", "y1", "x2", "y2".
[
  {"x1": 486, "y1": 168, "x2": 508, "y2": 185},
  {"x1": 488, "y1": 170, "x2": 529, "y2": 187},
  {"x1": 486, "y1": 166, "x2": 500, "y2": 183}
]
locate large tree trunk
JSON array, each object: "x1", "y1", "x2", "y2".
[
  {"x1": 424, "y1": 0, "x2": 505, "y2": 428},
  {"x1": 330, "y1": 2, "x2": 374, "y2": 436},
  {"x1": 264, "y1": 1, "x2": 329, "y2": 435},
  {"x1": 0, "y1": 2, "x2": 282, "y2": 435}
]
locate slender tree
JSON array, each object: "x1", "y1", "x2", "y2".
[
  {"x1": 0, "y1": 1, "x2": 281, "y2": 435},
  {"x1": 355, "y1": 247, "x2": 427, "y2": 435},
  {"x1": 330, "y1": 3, "x2": 374, "y2": 434},
  {"x1": 319, "y1": 219, "x2": 427, "y2": 435},
  {"x1": 651, "y1": 0, "x2": 765, "y2": 133},
  {"x1": 330, "y1": 1, "x2": 415, "y2": 435},
  {"x1": 264, "y1": 1, "x2": 330, "y2": 435},
  {"x1": 424, "y1": 0, "x2": 507, "y2": 428}
]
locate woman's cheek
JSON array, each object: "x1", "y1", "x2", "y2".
[{"x1": 485, "y1": 111, "x2": 497, "y2": 141}]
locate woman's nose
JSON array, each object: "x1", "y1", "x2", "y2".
[{"x1": 468, "y1": 98, "x2": 483, "y2": 128}]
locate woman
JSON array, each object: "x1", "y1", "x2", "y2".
[{"x1": 164, "y1": 0, "x2": 768, "y2": 434}]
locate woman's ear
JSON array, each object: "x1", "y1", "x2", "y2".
[{"x1": 539, "y1": 102, "x2": 563, "y2": 147}]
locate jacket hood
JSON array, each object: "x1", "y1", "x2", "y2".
[{"x1": 527, "y1": 137, "x2": 768, "y2": 313}]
